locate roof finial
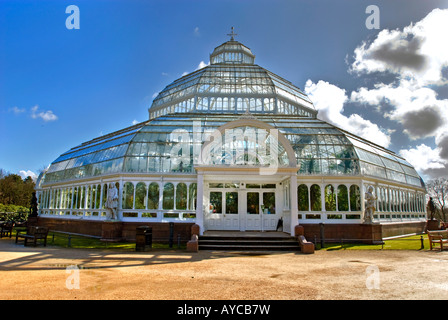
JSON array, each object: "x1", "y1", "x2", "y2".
[{"x1": 227, "y1": 27, "x2": 238, "y2": 41}]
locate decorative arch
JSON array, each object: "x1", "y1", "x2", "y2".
[{"x1": 199, "y1": 118, "x2": 297, "y2": 168}]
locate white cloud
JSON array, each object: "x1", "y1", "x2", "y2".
[
  {"x1": 351, "y1": 79, "x2": 448, "y2": 140},
  {"x1": 347, "y1": 8, "x2": 448, "y2": 179},
  {"x1": 9, "y1": 106, "x2": 25, "y2": 114},
  {"x1": 399, "y1": 144, "x2": 448, "y2": 179},
  {"x1": 30, "y1": 105, "x2": 58, "y2": 122},
  {"x1": 18, "y1": 170, "x2": 38, "y2": 181},
  {"x1": 194, "y1": 27, "x2": 200, "y2": 37},
  {"x1": 132, "y1": 119, "x2": 139, "y2": 125},
  {"x1": 304, "y1": 79, "x2": 391, "y2": 148},
  {"x1": 197, "y1": 61, "x2": 209, "y2": 70},
  {"x1": 350, "y1": 8, "x2": 448, "y2": 86}
]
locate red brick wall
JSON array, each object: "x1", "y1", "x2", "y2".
[{"x1": 37, "y1": 217, "x2": 194, "y2": 243}]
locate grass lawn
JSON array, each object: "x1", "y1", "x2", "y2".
[
  {"x1": 13, "y1": 230, "x2": 185, "y2": 251},
  {"x1": 44, "y1": 231, "x2": 429, "y2": 251},
  {"x1": 320, "y1": 234, "x2": 428, "y2": 251}
]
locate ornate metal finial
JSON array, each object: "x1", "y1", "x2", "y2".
[{"x1": 227, "y1": 27, "x2": 238, "y2": 41}]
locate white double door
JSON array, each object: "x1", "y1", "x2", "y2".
[{"x1": 206, "y1": 187, "x2": 278, "y2": 231}]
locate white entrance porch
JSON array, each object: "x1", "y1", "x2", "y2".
[{"x1": 194, "y1": 168, "x2": 299, "y2": 235}]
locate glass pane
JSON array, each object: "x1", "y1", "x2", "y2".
[
  {"x1": 135, "y1": 182, "x2": 147, "y2": 209},
  {"x1": 163, "y1": 183, "x2": 174, "y2": 210},
  {"x1": 298, "y1": 184, "x2": 309, "y2": 211},
  {"x1": 310, "y1": 184, "x2": 321, "y2": 211},
  {"x1": 337, "y1": 185, "x2": 349, "y2": 211},
  {"x1": 147, "y1": 183, "x2": 159, "y2": 210},
  {"x1": 122, "y1": 182, "x2": 134, "y2": 209},
  {"x1": 95, "y1": 184, "x2": 101, "y2": 209},
  {"x1": 350, "y1": 185, "x2": 361, "y2": 211},
  {"x1": 325, "y1": 185, "x2": 336, "y2": 211},
  {"x1": 209, "y1": 183, "x2": 223, "y2": 188},
  {"x1": 263, "y1": 192, "x2": 275, "y2": 214},
  {"x1": 189, "y1": 183, "x2": 197, "y2": 210},
  {"x1": 247, "y1": 192, "x2": 259, "y2": 214},
  {"x1": 226, "y1": 192, "x2": 238, "y2": 214},
  {"x1": 176, "y1": 183, "x2": 187, "y2": 210},
  {"x1": 210, "y1": 192, "x2": 222, "y2": 214}
]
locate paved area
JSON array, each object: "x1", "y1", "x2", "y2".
[{"x1": 1, "y1": 237, "x2": 448, "y2": 300}]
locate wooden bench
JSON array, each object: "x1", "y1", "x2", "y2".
[
  {"x1": 15, "y1": 226, "x2": 49, "y2": 247},
  {"x1": 428, "y1": 230, "x2": 448, "y2": 251},
  {"x1": 0, "y1": 221, "x2": 15, "y2": 238}
]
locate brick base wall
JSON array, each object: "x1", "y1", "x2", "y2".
[
  {"x1": 301, "y1": 221, "x2": 426, "y2": 244},
  {"x1": 36, "y1": 217, "x2": 194, "y2": 244}
]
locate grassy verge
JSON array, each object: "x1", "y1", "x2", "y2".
[
  {"x1": 13, "y1": 230, "x2": 186, "y2": 251},
  {"x1": 319, "y1": 234, "x2": 428, "y2": 251}
]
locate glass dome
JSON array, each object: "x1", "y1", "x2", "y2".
[
  {"x1": 38, "y1": 37, "x2": 424, "y2": 190},
  {"x1": 149, "y1": 40, "x2": 315, "y2": 119}
]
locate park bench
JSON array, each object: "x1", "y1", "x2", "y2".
[
  {"x1": 427, "y1": 230, "x2": 448, "y2": 251},
  {"x1": 15, "y1": 226, "x2": 49, "y2": 247},
  {"x1": 0, "y1": 221, "x2": 15, "y2": 238}
]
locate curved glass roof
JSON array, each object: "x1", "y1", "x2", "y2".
[
  {"x1": 149, "y1": 40, "x2": 315, "y2": 118},
  {"x1": 38, "y1": 38, "x2": 424, "y2": 190},
  {"x1": 40, "y1": 113, "x2": 424, "y2": 189}
]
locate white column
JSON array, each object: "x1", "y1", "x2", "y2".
[
  {"x1": 290, "y1": 173, "x2": 298, "y2": 235},
  {"x1": 195, "y1": 172, "x2": 204, "y2": 235}
]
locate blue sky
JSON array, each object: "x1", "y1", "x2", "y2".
[{"x1": 1, "y1": 0, "x2": 448, "y2": 181}]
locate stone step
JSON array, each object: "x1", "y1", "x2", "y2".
[{"x1": 198, "y1": 235, "x2": 300, "y2": 251}]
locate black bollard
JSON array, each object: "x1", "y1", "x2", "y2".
[
  {"x1": 320, "y1": 223, "x2": 325, "y2": 249},
  {"x1": 169, "y1": 222, "x2": 174, "y2": 248}
]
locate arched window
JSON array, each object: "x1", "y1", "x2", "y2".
[
  {"x1": 297, "y1": 184, "x2": 309, "y2": 211},
  {"x1": 176, "y1": 183, "x2": 187, "y2": 210},
  {"x1": 337, "y1": 185, "x2": 349, "y2": 211},
  {"x1": 349, "y1": 185, "x2": 361, "y2": 211},
  {"x1": 122, "y1": 182, "x2": 134, "y2": 209},
  {"x1": 163, "y1": 183, "x2": 174, "y2": 210},
  {"x1": 189, "y1": 183, "x2": 197, "y2": 210},
  {"x1": 325, "y1": 184, "x2": 336, "y2": 211},
  {"x1": 95, "y1": 184, "x2": 101, "y2": 209},
  {"x1": 135, "y1": 182, "x2": 147, "y2": 209},
  {"x1": 310, "y1": 184, "x2": 321, "y2": 211},
  {"x1": 101, "y1": 184, "x2": 108, "y2": 209},
  {"x1": 147, "y1": 182, "x2": 159, "y2": 210},
  {"x1": 78, "y1": 186, "x2": 85, "y2": 209}
]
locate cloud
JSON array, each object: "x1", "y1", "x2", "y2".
[
  {"x1": 132, "y1": 119, "x2": 139, "y2": 125},
  {"x1": 30, "y1": 105, "x2": 58, "y2": 122},
  {"x1": 9, "y1": 106, "x2": 25, "y2": 114},
  {"x1": 347, "y1": 8, "x2": 448, "y2": 180},
  {"x1": 18, "y1": 170, "x2": 38, "y2": 181},
  {"x1": 350, "y1": 8, "x2": 448, "y2": 85},
  {"x1": 399, "y1": 144, "x2": 448, "y2": 179},
  {"x1": 197, "y1": 61, "x2": 209, "y2": 70},
  {"x1": 304, "y1": 79, "x2": 391, "y2": 147},
  {"x1": 194, "y1": 27, "x2": 200, "y2": 37}
]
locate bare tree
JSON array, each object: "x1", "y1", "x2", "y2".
[{"x1": 426, "y1": 178, "x2": 448, "y2": 222}]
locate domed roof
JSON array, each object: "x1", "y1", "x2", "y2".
[
  {"x1": 40, "y1": 113, "x2": 424, "y2": 189},
  {"x1": 149, "y1": 38, "x2": 316, "y2": 118}
]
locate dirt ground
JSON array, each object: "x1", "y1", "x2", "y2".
[{"x1": 1, "y1": 237, "x2": 448, "y2": 301}]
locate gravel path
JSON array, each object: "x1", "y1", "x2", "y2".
[{"x1": 1, "y1": 238, "x2": 448, "y2": 300}]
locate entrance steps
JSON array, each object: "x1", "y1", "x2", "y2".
[{"x1": 198, "y1": 231, "x2": 300, "y2": 251}]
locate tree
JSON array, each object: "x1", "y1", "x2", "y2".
[
  {"x1": 0, "y1": 170, "x2": 36, "y2": 208},
  {"x1": 426, "y1": 178, "x2": 448, "y2": 222}
]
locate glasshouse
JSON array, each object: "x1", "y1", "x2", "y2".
[{"x1": 35, "y1": 33, "x2": 427, "y2": 243}]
